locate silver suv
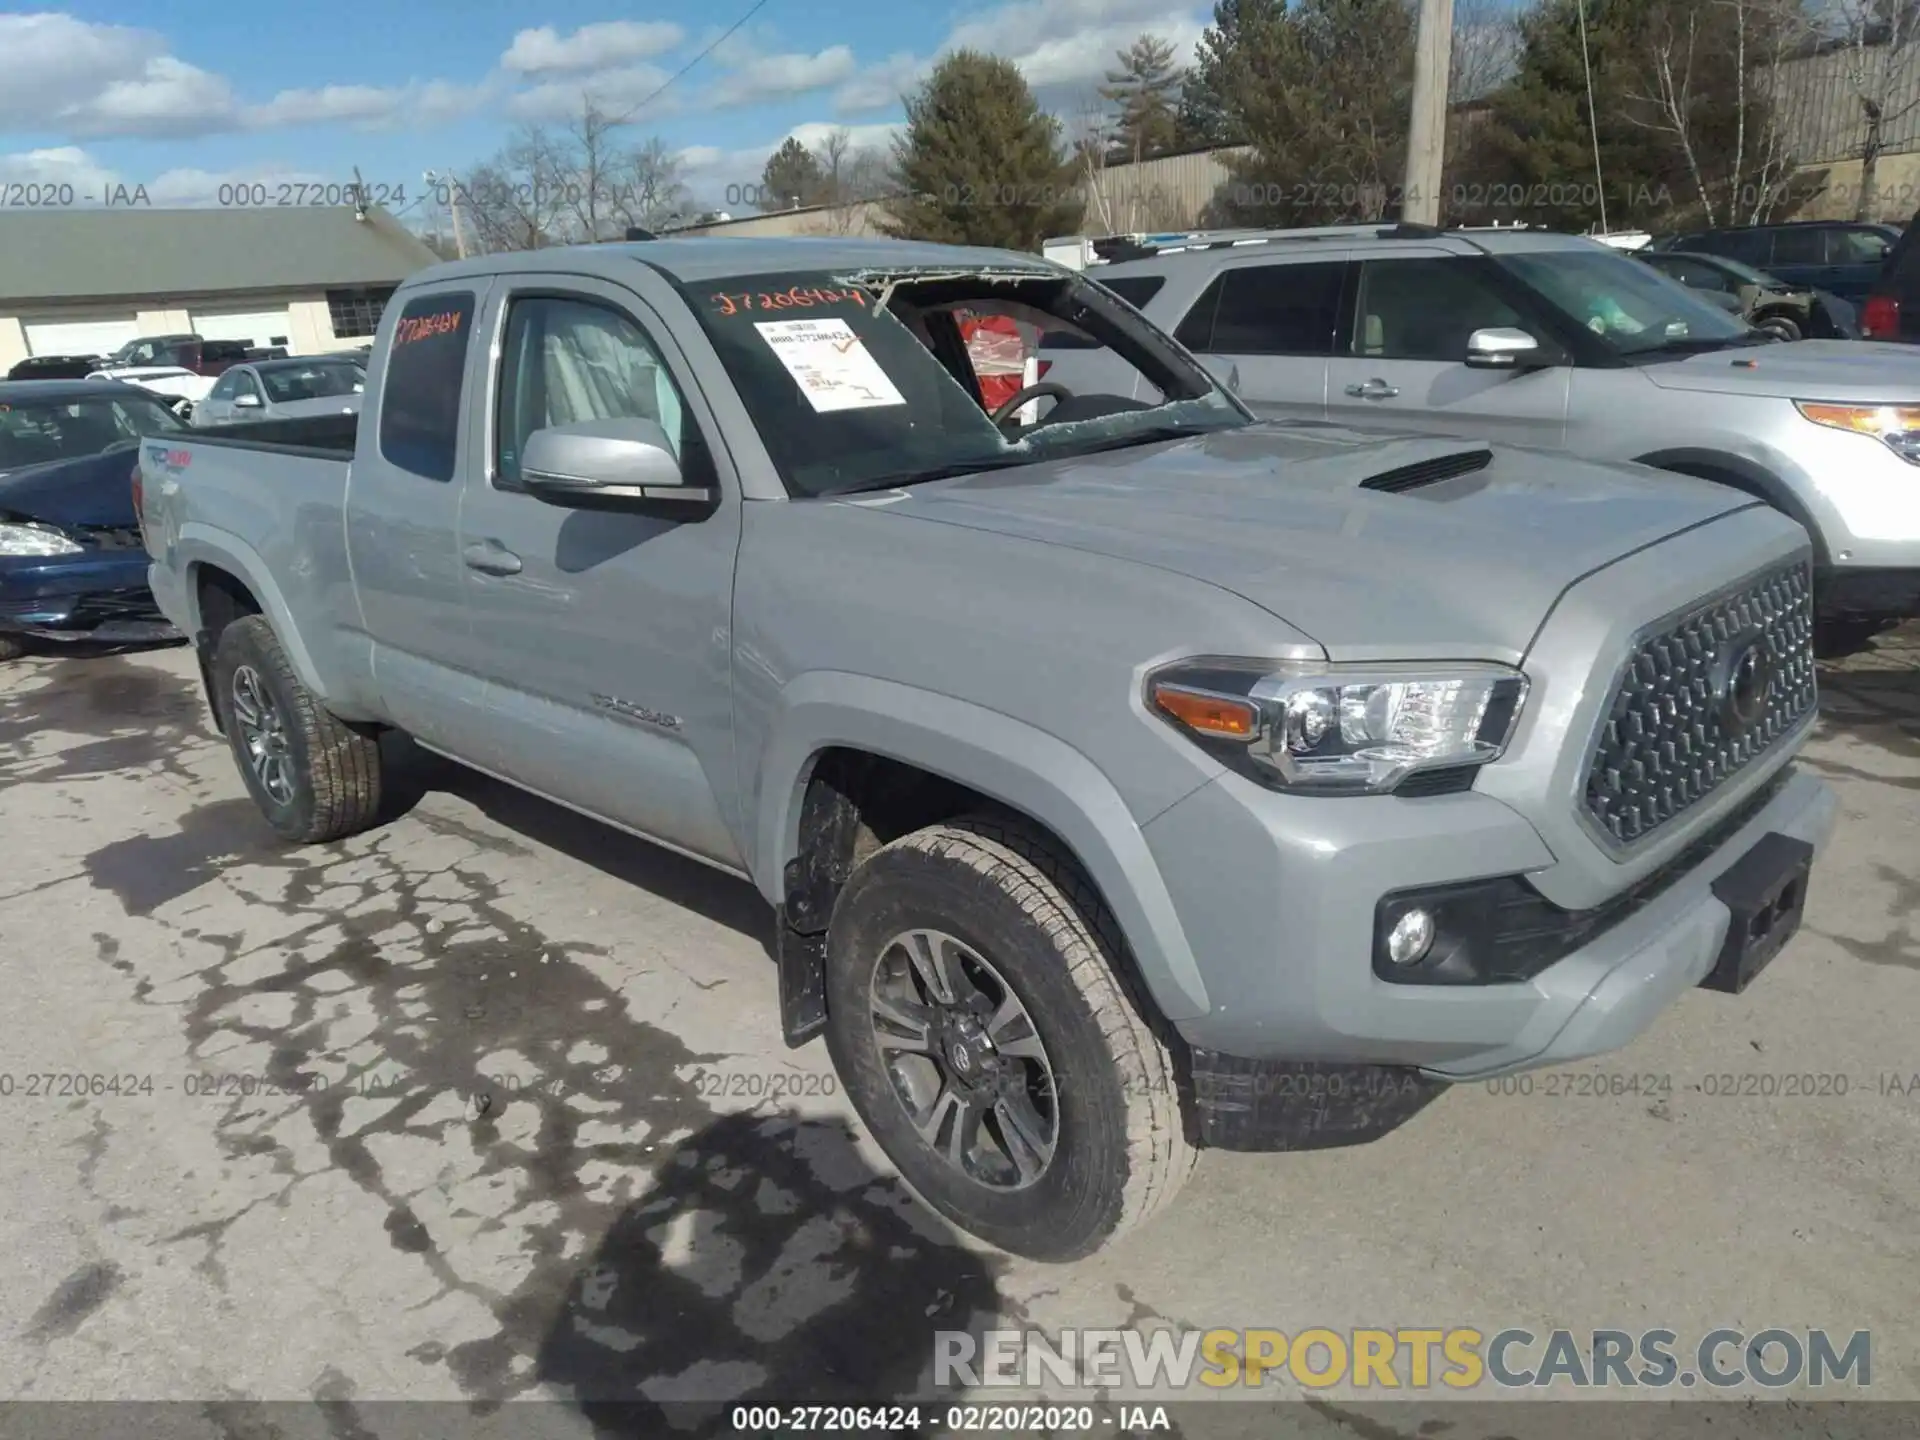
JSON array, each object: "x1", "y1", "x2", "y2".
[{"x1": 1041, "y1": 224, "x2": 1920, "y2": 651}]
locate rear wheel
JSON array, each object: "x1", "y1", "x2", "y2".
[
  {"x1": 824, "y1": 816, "x2": 1194, "y2": 1262},
  {"x1": 211, "y1": 615, "x2": 383, "y2": 843}
]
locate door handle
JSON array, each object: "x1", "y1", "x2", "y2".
[
  {"x1": 463, "y1": 540, "x2": 522, "y2": 576},
  {"x1": 1345, "y1": 378, "x2": 1400, "y2": 399}
]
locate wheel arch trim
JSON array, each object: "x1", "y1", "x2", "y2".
[{"x1": 754, "y1": 671, "x2": 1212, "y2": 1022}]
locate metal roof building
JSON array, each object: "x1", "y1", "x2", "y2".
[{"x1": 0, "y1": 206, "x2": 440, "y2": 370}]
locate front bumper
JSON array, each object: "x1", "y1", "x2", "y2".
[
  {"x1": 0, "y1": 554, "x2": 181, "y2": 644},
  {"x1": 1147, "y1": 756, "x2": 1834, "y2": 1083}
]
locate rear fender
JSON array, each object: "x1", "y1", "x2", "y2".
[{"x1": 175, "y1": 526, "x2": 334, "y2": 705}]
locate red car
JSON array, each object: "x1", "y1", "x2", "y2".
[{"x1": 102, "y1": 334, "x2": 251, "y2": 376}]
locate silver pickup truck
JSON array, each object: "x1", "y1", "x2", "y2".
[{"x1": 138, "y1": 237, "x2": 1837, "y2": 1261}]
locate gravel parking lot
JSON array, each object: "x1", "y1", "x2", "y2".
[{"x1": 0, "y1": 631, "x2": 1916, "y2": 1437}]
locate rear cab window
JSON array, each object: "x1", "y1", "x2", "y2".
[{"x1": 378, "y1": 290, "x2": 477, "y2": 481}]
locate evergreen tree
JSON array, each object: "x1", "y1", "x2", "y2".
[
  {"x1": 1201, "y1": 0, "x2": 1417, "y2": 225},
  {"x1": 1177, "y1": 0, "x2": 1280, "y2": 147},
  {"x1": 880, "y1": 50, "x2": 1085, "y2": 247},
  {"x1": 761, "y1": 136, "x2": 826, "y2": 209},
  {"x1": 1099, "y1": 34, "x2": 1185, "y2": 162}
]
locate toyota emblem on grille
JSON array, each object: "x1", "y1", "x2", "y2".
[{"x1": 1716, "y1": 635, "x2": 1773, "y2": 734}]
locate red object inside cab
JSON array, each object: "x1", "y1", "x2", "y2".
[{"x1": 959, "y1": 312, "x2": 1027, "y2": 410}]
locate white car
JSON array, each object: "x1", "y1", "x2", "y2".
[
  {"x1": 86, "y1": 366, "x2": 216, "y2": 417},
  {"x1": 190, "y1": 357, "x2": 365, "y2": 428}
]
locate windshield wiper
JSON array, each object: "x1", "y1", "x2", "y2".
[
  {"x1": 1629, "y1": 331, "x2": 1775, "y2": 357},
  {"x1": 822, "y1": 456, "x2": 1032, "y2": 497}
]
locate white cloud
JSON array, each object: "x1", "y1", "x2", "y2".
[
  {"x1": 63, "y1": 54, "x2": 241, "y2": 139},
  {"x1": 706, "y1": 46, "x2": 858, "y2": 109},
  {"x1": 0, "y1": 146, "x2": 332, "y2": 207},
  {"x1": 505, "y1": 64, "x2": 682, "y2": 123},
  {"x1": 826, "y1": 0, "x2": 1207, "y2": 117},
  {"x1": 501, "y1": 21, "x2": 685, "y2": 76},
  {"x1": 673, "y1": 120, "x2": 903, "y2": 207},
  {"x1": 142, "y1": 162, "x2": 338, "y2": 207},
  {"x1": 834, "y1": 53, "x2": 926, "y2": 114},
  {"x1": 244, "y1": 84, "x2": 406, "y2": 129},
  {"x1": 0, "y1": 144, "x2": 116, "y2": 194},
  {"x1": 0, "y1": 13, "x2": 168, "y2": 128}
]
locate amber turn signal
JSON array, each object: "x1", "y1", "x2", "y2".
[{"x1": 1150, "y1": 682, "x2": 1258, "y2": 738}]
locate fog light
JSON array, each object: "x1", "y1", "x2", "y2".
[{"x1": 1386, "y1": 908, "x2": 1436, "y2": 967}]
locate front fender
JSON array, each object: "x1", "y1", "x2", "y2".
[
  {"x1": 173, "y1": 525, "x2": 345, "y2": 714},
  {"x1": 754, "y1": 671, "x2": 1211, "y2": 1023}
]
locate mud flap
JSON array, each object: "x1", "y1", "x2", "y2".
[
  {"x1": 194, "y1": 628, "x2": 225, "y2": 734},
  {"x1": 1189, "y1": 1050, "x2": 1450, "y2": 1152}
]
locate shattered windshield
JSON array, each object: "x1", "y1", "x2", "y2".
[{"x1": 682, "y1": 267, "x2": 1251, "y2": 497}]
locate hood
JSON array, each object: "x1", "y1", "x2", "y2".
[
  {"x1": 862, "y1": 423, "x2": 1755, "y2": 661},
  {"x1": 1641, "y1": 338, "x2": 1920, "y2": 400},
  {"x1": 270, "y1": 393, "x2": 362, "y2": 419},
  {"x1": 0, "y1": 445, "x2": 141, "y2": 529}
]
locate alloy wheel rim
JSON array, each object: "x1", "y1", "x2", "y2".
[
  {"x1": 867, "y1": 927, "x2": 1059, "y2": 1192},
  {"x1": 229, "y1": 664, "x2": 295, "y2": 806}
]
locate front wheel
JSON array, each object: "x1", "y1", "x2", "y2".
[
  {"x1": 211, "y1": 615, "x2": 384, "y2": 843},
  {"x1": 824, "y1": 817, "x2": 1194, "y2": 1262},
  {"x1": 0, "y1": 634, "x2": 24, "y2": 663},
  {"x1": 1754, "y1": 312, "x2": 1803, "y2": 342}
]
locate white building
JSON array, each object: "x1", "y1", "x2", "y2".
[{"x1": 0, "y1": 206, "x2": 441, "y2": 370}]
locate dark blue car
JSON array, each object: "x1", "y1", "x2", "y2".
[{"x1": 0, "y1": 380, "x2": 188, "y2": 661}]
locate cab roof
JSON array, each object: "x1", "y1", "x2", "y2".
[{"x1": 402, "y1": 237, "x2": 1066, "y2": 291}]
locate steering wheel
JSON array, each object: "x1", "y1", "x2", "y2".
[{"x1": 990, "y1": 381, "x2": 1075, "y2": 425}]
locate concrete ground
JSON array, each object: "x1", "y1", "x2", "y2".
[{"x1": 0, "y1": 630, "x2": 1915, "y2": 1440}]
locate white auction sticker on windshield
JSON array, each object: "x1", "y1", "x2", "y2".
[{"x1": 754, "y1": 318, "x2": 906, "y2": 413}]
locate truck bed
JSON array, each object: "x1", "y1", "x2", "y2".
[{"x1": 182, "y1": 411, "x2": 358, "y2": 457}]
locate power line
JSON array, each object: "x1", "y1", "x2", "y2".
[{"x1": 612, "y1": 0, "x2": 775, "y2": 125}]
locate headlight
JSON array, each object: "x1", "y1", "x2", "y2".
[
  {"x1": 1795, "y1": 401, "x2": 1920, "y2": 464},
  {"x1": 0, "y1": 521, "x2": 85, "y2": 557},
  {"x1": 1146, "y1": 658, "x2": 1528, "y2": 795}
]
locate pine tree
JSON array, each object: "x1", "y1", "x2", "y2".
[
  {"x1": 1100, "y1": 34, "x2": 1185, "y2": 163},
  {"x1": 761, "y1": 136, "x2": 825, "y2": 210},
  {"x1": 880, "y1": 50, "x2": 1085, "y2": 247},
  {"x1": 1202, "y1": 0, "x2": 1416, "y2": 225},
  {"x1": 1177, "y1": 0, "x2": 1281, "y2": 147}
]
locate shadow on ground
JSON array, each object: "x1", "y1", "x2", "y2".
[{"x1": 533, "y1": 1110, "x2": 1006, "y2": 1438}]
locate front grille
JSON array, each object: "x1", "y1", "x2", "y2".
[
  {"x1": 1583, "y1": 559, "x2": 1816, "y2": 848},
  {"x1": 76, "y1": 524, "x2": 146, "y2": 552}
]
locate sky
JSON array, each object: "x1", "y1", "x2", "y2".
[{"x1": 0, "y1": 2, "x2": 1219, "y2": 223}]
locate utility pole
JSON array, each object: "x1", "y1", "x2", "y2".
[
  {"x1": 1401, "y1": 0, "x2": 1454, "y2": 226},
  {"x1": 427, "y1": 168, "x2": 469, "y2": 259}
]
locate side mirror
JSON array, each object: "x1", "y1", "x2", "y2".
[
  {"x1": 519, "y1": 417, "x2": 716, "y2": 516},
  {"x1": 234, "y1": 393, "x2": 262, "y2": 408},
  {"x1": 1465, "y1": 327, "x2": 1544, "y2": 368}
]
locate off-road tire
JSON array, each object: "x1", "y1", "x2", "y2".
[
  {"x1": 824, "y1": 816, "x2": 1195, "y2": 1262},
  {"x1": 1755, "y1": 311, "x2": 1803, "y2": 342},
  {"x1": 0, "y1": 634, "x2": 25, "y2": 662},
  {"x1": 211, "y1": 615, "x2": 383, "y2": 843}
]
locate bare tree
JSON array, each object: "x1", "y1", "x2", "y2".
[
  {"x1": 453, "y1": 106, "x2": 691, "y2": 251},
  {"x1": 1450, "y1": 0, "x2": 1521, "y2": 106},
  {"x1": 1068, "y1": 89, "x2": 1118, "y2": 234},
  {"x1": 455, "y1": 126, "x2": 572, "y2": 253},
  {"x1": 801, "y1": 127, "x2": 894, "y2": 234},
  {"x1": 1826, "y1": 0, "x2": 1920, "y2": 219},
  {"x1": 1624, "y1": 0, "x2": 1810, "y2": 227}
]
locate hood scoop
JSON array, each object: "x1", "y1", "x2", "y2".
[{"x1": 1359, "y1": 446, "x2": 1493, "y2": 494}]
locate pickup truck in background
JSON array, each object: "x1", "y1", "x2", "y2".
[{"x1": 139, "y1": 238, "x2": 1836, "y2": 1261}]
